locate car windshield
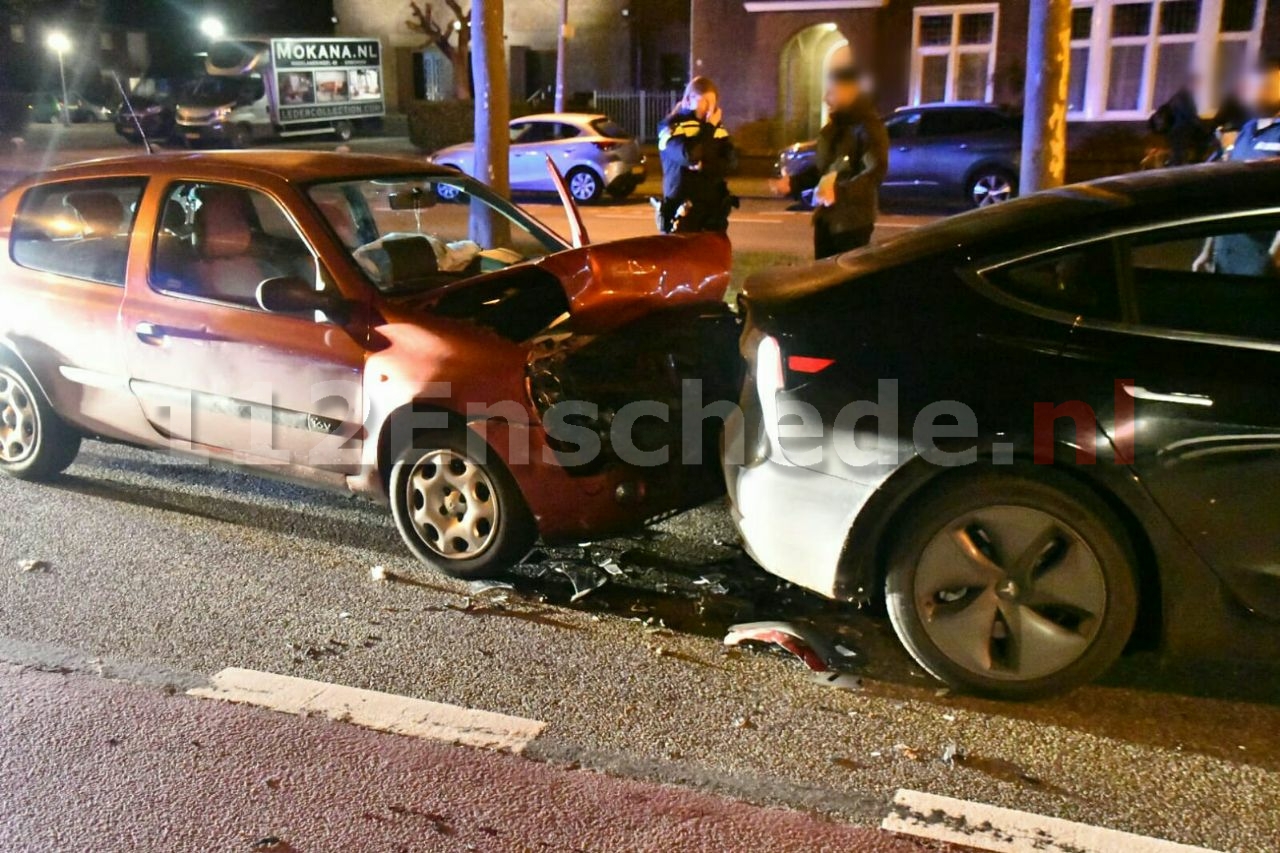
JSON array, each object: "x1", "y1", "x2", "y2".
[
  {"x1": 307, "y1": 175, "x2": 568, "y2": 294},
  {"x1": 182, "y1": 76, "x2": 255, "y2": 107}
]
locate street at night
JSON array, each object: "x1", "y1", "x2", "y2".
[{"x1": 5, "y1": 0, "x2": 1280, "y2": 850}]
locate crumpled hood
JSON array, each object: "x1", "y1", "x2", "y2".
[{"x1": 536, "y1": 231, "x2": 732, "y2": 333}]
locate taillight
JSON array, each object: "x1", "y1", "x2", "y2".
[
  {"x1": 593, "y1": 141, "x2": 622, "y2": 151},
  {"x1": 787, "y1": 355, "x2": 836, "y2": 375}
]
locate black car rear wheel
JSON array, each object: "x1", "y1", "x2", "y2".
[
  {"x1": 885, "y1": 470, "x2": 1138, "y2": 699},
  {"x1": 967, "y1": 167, "x2": 1017, "y2": 208}
]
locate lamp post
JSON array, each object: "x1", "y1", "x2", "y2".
[
  {"x1": 199, "y1": 16, "x2": 226, "y2": 41},
  {"x1": 46, "y1": 31, "x2": 71, "y2": 125},
  {"x1": 554, "y1": 0, "x2": 568, "y2": 112}
]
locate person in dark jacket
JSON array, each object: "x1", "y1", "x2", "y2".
[
  {"x1": 809, "y1": 63, "x2": 889, "y2": 259},
  {"x1": 656, "y1": 77, "x2": 737, "y2": 233},
  {"x1": 1149, "y1": 77, "x2": 1211, "y2": 165}
]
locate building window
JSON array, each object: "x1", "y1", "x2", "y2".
[
  {"x1": 100, "y1": 31, "x2": 113, "y2": 51},
  {"x1": 9, "y1": 24, "x2": 25, "y2": 44},
  {"x1": 911, "y1": 5, "x2": 999, "y2": 105},
  {"x1": 1071, "y1": 0, "x2": 1266, "y2": 120}
]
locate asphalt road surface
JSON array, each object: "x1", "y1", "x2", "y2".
[
  {"x1": 4, "y1": 120, "x2": 1279, "y2": 853},
  {"x1": 2, "y1": 442, "x2": 1279, "y2": 851}
]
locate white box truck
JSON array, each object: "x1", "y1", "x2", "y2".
[{"x1": 175, "y1": 37, "x2": 385, "y2": 147}]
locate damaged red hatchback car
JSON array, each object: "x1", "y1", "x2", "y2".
[{"x1": 0, "y1": 151, "x2": 738, "y2": 576}]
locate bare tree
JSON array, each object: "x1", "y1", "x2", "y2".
[
  {"x1": 470, "y1": 0, "x2": 510, "y2": 247},
  {"x1": 406, "y1": 0, "x2": 473, "y2": 100}
]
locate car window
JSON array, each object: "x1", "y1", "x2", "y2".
[
  {"x1": 886, "y1": 112, "x2": 921, "y2": 140},
  {"x1": 985, "y1": 241, "x2": 1121, "y2": 319},
  {"x1": 307, "y1": 175, "x2": 565, "y2": 294},
  {"x1": 1123, "y1": 216, "x2": 1280, "y2": 341},
  {"x1": 150, "y1": 182, "x2": 319, "y2": 309},
  {"x1": 512, "y1": 121, "x2": 556, "y2": 144},
  {"x1": 555, "y1": 122, "x2": 582, "y2": 140},
  {"x1": 10, "y1": 177, "x2": 147, "y2": 286},
  {"x1": 589, "y1": 118, "x2": 630, "y2": 139},
  {"x1": 918, "y1": 109, "x2": 1007, "y2": 136}
]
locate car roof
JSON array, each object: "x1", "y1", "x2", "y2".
[
  {"x1": 897, "y1": 101, "x2": 1007, "y2": 112},
  {"x1": 747, "y1": 160, "x2": 1280, "y2": 306},
  {"x1": 517, "y1": 113, "x2": 607, "y2": 125},
  {"x1": 12, "y1": 150, "x2": 457, "y2": 187}
]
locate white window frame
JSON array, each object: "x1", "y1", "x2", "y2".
[
  {"x1": 1071, "y1": 0, "x2": 1269, "y2": 120},
  {"x1": 910, "y1": 4, "x2": 1000, "y2": 105}
]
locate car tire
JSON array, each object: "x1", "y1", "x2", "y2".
[
  {"x1": 566, "y1": 167, "x2": 604, "y2": 204},
  {"x1": 966, "y1": 167, "x2": 1017, "y2": 208},
  {"x1": 0, "y1": 362, "x2": 81, "y2": 482},
  {"x1": 434, "y1": 175, "x2": 465, "y2": 203},
  {"x1": 333, "y1": 120, "x2": 354, "y2": 142},
  {"x1": 884, "y1": 470, "x2": 1138, "y2": 699},
  {"x1": 389, "y1": 427, "x2": 536, "y2": 579}
]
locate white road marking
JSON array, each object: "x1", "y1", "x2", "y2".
[
  {"x1": 883, "y1": 789, "x2": 1222, "y2": 853},
  {"x1": 189, "y1": 667, "x2": 546, "y2": 753}
]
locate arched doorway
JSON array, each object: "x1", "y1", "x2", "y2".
[{"x1": 778, "y1": 24, "x2": 848, "y2": 141}]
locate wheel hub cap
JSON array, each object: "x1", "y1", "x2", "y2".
[
  {"x1": 0, "y1": 371, "x2": 38, "y2": 464},
  {"x1": 404, "y1": 449, "x2": 499, "y2": 561},
  {"x1": 915, "y1": 505, "x2": 1107, "y2": 682}
]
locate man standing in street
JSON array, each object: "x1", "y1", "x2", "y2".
[{"x1": 810, "y1": 62, "x2": 889, "y2": 259}]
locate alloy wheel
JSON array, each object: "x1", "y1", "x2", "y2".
[
  {"x1": 971, "y1": 173, "x2": 1013, "y2": 206},
  {"x1": 570, "y1": 171, "x2": 599, "y2": 201},
  {"x1": 403, "y1": 449, "x2": 499, "y2": 560},
  {"x1": 0, "y1": 369, "x2": 39, "y2": 465},
  {"x1": 914, "y1": 505, "x2": 1107, "y2": 681}
]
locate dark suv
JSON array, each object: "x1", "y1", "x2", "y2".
[{"x1": 776, "y1": 103, "x2": 1022, "y2": 208}]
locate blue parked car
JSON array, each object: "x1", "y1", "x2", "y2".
[
  {"x1": 777, "y1": 102, "x2": 1021, "y2": 209},
  {"x1": 429, "y1": 112, "x2": 647, "y2": 204}
]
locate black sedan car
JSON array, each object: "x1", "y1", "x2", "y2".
[
  {"x1": 725, "y1": 161, "x2": 1280, "y2": 698},
  {"x1": 778, "y1": 102, "x2": 1021, "y2": 209}
]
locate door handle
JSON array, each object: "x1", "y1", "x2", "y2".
[
  {"x1": 958, "y1": 143, "x2": 969, "y2": 149},
  {"x1": 135, "y1": 321, "x2": 165, "y2": 342},
  {"x1": 1123, "y1": 385, "x2": 1213, "y2": 407},
  {"x1": 897, "y1": 146, "x2": 910, "y2": 152}
]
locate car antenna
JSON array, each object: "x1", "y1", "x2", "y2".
[{"x1": 112, "y1": 71, "x2": 153, "y2": 155}]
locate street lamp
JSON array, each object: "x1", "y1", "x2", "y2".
[
  {"x1": 46, "y1": 31, "x2": 71, "y2": 125},
  {"x1": 199, "y1": 16, "x2": 226, "y2": 40}
]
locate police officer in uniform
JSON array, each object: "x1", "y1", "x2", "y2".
[
  {"x1": 656, "y1": 77, "x2": 737, "y2": 233},
  {"x1": 1196, "y1": 57, "x2": 1280, "y2": 277}
]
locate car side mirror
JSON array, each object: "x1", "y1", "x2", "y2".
[{"x1": 257, "y1": 276, "x2": 349, "y2": 322}]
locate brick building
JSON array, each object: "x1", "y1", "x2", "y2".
[
  {"x1": 692, "y1": 0, "x2": 1279, "y2": 154},
  {"x1": 333, "y1": 0, "x2": 690, "y2": 111}
]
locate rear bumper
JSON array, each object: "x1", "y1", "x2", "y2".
[
  {"x1": 604, "y1": 158, "x2": 647, "y2": 192},
  {"x1": 723, "y1": 404, "x2": 873, "y2": 600}
]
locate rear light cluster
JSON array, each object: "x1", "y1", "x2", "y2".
[
  {"x1": 787, "y1": 355, "x2": 836, "y2": 375},
  {"x1": 593, "y1": 141, "x2": 622, "y2": 152}
]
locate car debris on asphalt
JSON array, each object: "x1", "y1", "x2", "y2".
[{"x1": 723, "y1": 620, "x2": 838, "y2": 673}]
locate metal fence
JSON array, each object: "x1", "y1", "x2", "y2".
[{"x1": 592, "y1": 90, "x2": 680, "y2": 143}]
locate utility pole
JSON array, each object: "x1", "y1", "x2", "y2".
[
  {"x1": 471, "y1": 0, "x2": 511, "y2": 248},
  {"x1": 1020, "y1": 0, "x2": 1073, "y2": 193},
  {"x1": 554, "y1": 0, "x2": 569, "y2": 113}
]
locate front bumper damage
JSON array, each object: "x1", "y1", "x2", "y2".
[{"x1": 524, "y1": 306, "x2": 742, "y2": 534}]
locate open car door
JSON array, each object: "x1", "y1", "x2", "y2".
[{"x1": 546, "y1": 155, "x2": 590, "y2": 248}]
